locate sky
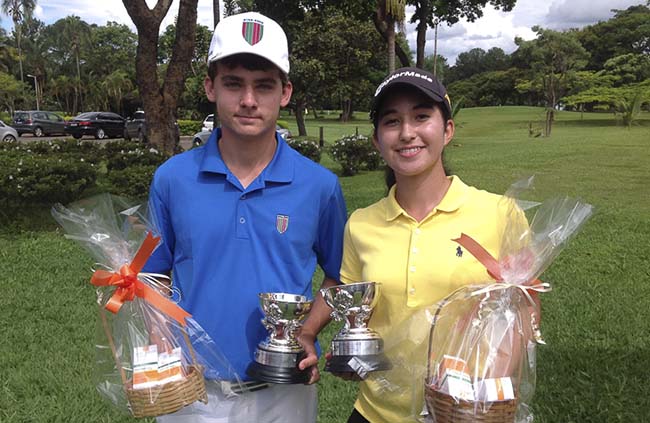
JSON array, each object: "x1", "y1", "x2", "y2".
[{"x1": 1, "y1": 0, "x2": 647, "y2": 65}]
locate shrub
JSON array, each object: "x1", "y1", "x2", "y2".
[
  {"x1": 102, "y1": 140, "x2": 169, "y2": 171},
  {"x1": 0, "y1": 151, "x2": 97, "y2": 209},
  {"x1": 177, "y1": 119, "x2": 203, "y2": 135},
  {"x1": 286, "y1": 136, "x2": 321, "y2": 163},
  {"x1": 106, "y1": 165, "x2": 158, "y2": 200},
  {"x1": 329, "y1": 134, "x2": 382, "y2": 176}
]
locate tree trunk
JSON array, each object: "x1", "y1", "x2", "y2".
[
  {"x1": 295, "y1": 99, "x2": 307, "y2": 136},
  {"x1": 124, "y1": 0, "x2": 198, "y2": 154},
  {"x1": 372, "y1": 11, "x2": 410, "y2": 69},
  {"x1": 386, "y1": 16, "x2": 396, "y2": 73},
  {"x1": 415, "y1": 4, "x2": 430, "y2": 69},
  {"x1": 432, "y1": 23, "x2": 438, "y2": 76},
  {"x1": 340, "y1": 99, "x2": 353, "y2": 122},
  {"x1": 213, "y1": 0, "x2": 220, "y2": 28}
]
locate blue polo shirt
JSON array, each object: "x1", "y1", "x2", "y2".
[{"x1": 143, "y1": 129, "x2": 347, "y2": 380}]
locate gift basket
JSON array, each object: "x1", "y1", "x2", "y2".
[
  {"x1": 423, "y1": 178, "x2": 593, "y2": 423},
  {"x1": 52, "y1": 194, "x2": 239, "y2": 417}
]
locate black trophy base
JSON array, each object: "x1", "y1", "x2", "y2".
[
  {"x1": 325, "y1": 354, "x2": 392, "y2": 374},
  {"x1": 246, "y1": 361, "x2": 310, "y2": 385}
]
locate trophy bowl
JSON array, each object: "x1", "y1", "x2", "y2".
[
  {"x1": 321, "y1": 281, "x2": 391, "y2": 377},
  {"x1": 246, "y1": 292, "x2": 313, "y2": 384}
]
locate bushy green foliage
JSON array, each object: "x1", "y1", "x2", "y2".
[
  {"x1": 0, "y1": 139, "x2": 169, "y2": 216},
  {"x1": 176, "y1": 119, "x2": 202, "y2": 135},
  {"x1": 0, "y1": 148, "x2": 97, "y2": 209},
  {"x1": 102, "y1": 140, "x2": 170, "y2": 171},
  {"x1": 106, "y1": 165, "x2": 158, "y2": 200},
  {"x1": 329, "y1": 134, "x2": 382, "y2": 176},
  {"x1": 286, "y1": 136, "x2": 321, "y2": 162}
]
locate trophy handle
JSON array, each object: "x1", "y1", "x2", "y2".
[{"x1": 354, "y1": 305, "x2": 373, "y2": 329}]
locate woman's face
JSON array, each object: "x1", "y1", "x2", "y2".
[{"x1": 373, "y1": 88, "x2": 454, "y2": 180}]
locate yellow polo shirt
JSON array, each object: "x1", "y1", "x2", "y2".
[{"x1": 340, "y1": 176, "x2": 514, "y2": 423}]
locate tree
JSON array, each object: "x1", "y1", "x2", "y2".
[
  {"x1": 376, "y1": 0, "x2": 407, "y2": 72},
  {"x1": 123, "y1": 0, "x2": 198, "y2": 153},
  {"x1": 515, "y1": 27, "x2": 589, "y2": 136},
  {"x1": 408, "y1": 0, "x2": 517, "y2": 69},
  {"x1": 291, "y1": 8, "x2": 387, "y2": 128},
  {"x1": 50, "y1": 16, "x2": 91, "y2": 113},
  {"x1": 577, "y1": 4, "x2": 650, "y2": 70},
  {"x1": 0, "y1": 69, "x2": 25, "y2": 113},
  {"x1": 1, "y1": 0, "x2": 35, "y2": 84}
]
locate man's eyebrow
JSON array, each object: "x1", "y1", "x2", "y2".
[
  {"x1": 254, "y1": 77, "x2": 278, "y2": 85},
  {"x1": 220, "y1": 75, "x2": 243, "y2": 83}
]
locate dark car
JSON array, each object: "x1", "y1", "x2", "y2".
[
  {"x1": 65, "y1": 112, "x2": 126, "y2": 139},
  {"x1": 124, "y1": 110, "x2": 180, "y2": 143},
  {"x1": 12, "y1": 110, "x2": 66, "y2": 136}
]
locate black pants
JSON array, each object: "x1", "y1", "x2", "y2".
[{"x1": 347, "y1": 409, "x2": 370, "y2": 423}]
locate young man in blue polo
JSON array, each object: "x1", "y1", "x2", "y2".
[{"x1": 144, "y1": 11, "x2": 347, "y2": 423}]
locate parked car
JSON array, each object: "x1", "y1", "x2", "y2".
[
  {"x1": 12, "y1": 110, "x2": 66, "y2": 136},
  {"x1": 191, "y1": 125, "x2": 291, "y2": 146},
  {"x1": 0, "y1": 120, "x2": 19, "y2": 142},
  {"x1": 124, "y1": 110, "x2": 180, "y2": 143},
  {"x1": 65, "y1": 112, "x2": 126, "y2": 139},
  {"x1": 201, "y1": 114, "x2": 214, "y2": 132}
]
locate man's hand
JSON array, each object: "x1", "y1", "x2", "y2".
[{"x1": 297, "y1": 331, "x2": 320, "y2": 384}]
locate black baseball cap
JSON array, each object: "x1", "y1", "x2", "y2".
[{"x1": 370, "y1": 67, "x2": 452, "y2": 126}]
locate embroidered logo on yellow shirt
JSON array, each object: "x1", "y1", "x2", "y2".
[{"x1": 456, "y1": 246, "x2": 463, "y2": 257}]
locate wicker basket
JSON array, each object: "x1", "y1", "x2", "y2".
[
  {"x1": 100, "y1": 310, "x2": 208, "y2": 417},
  {"x1": 424, "y1": 384, "x2": 516, "y2": 423},
  {"x1": 127, "y1": 364, "x2": 208, "y2": 418}
]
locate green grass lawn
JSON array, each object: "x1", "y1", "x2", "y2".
[{"x1": 1, "y1": 107, "x2": 649, "y2": 422}]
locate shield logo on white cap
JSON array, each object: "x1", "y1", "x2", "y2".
[{"x1": 242, "y1": 19, "x2": 264, "y2": 46}]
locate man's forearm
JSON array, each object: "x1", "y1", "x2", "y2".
[{"x1": 301, "y1": 276, "x2": 339, "y2": 338}]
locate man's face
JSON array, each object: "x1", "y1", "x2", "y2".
[{"x1": 204, "y1": 63, "x2": 292, "y2": 141}]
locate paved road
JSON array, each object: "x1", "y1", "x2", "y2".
[{"x1": 17, "y1": 133, "x2": 194, "y2": 151}]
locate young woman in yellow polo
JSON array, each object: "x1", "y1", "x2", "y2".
[{"x1": 337, "y1": 68, "x2": 518, "y2": 423}]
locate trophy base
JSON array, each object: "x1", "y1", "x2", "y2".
[
  {"x1": 325, "y1": 354, "x2": 392, "y2": 375},
  {"x1": 246, "y1": 360, "x2": 310, "y2": 384}
]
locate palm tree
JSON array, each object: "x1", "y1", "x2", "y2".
[
  {"x1": 1, "y1": 0, "x2": 36, "y2": 83},
  {"x1": 55, "y1": 16, "x2": 91, "y2": 113},
  {"x1": 377, "y1": 0, "x2": 406, "y2": 73}
]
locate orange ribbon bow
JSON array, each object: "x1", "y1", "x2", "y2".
[{"x1": 90, "y1": 232, "x2": 191, "y2": 326}]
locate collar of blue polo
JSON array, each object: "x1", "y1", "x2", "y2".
[
  {"x1": 199, "y1": 127, "x2": 294, "y2": 184},
  {"x1": 385, "y1": 175, "x2": 468, "y2": 221}
]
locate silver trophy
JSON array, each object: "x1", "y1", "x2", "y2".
[
  {"x1": 321, "y1": 281, "x2": 391, "y2": 377},
  {"x1": 246, "y1": 293, "x2": 313, "y2": 384}
]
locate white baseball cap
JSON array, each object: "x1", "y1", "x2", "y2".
[{"x1": 207, "y1": 12, "x2": 290, "y2": 75}]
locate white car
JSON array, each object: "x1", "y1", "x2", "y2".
[
  {"x1": 201, "y1": 114, "x2": 214, "y2": 132},
  {"x1": 0, "y1": 119, "x2": 19, "y2": 142},
  {"x1": 192, "y1": 125, "x2": 291, "y2": 146}
]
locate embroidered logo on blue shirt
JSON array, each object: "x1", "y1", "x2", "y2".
[
  {"x1": 276, "y1": 214, "x2": 289, "y2": 234},
  {"x1": 456, "y1": 246, "x2": 463, "y2": 257}
]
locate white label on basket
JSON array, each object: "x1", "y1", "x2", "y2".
[
  {"x1": 132, "y1": 344, "x2": 160, "y2": 390},
  {"x1": 474, "y1": 377, "x2": 514, "y2": 401},
  {"x1": 440, "y1": 370, "x2": 474, "y2": 401},
  {"x1": 158, "y1": 347, "x2": 184, "y2": 384}
]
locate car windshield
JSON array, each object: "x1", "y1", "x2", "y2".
[{"x1": 14, "y1": 112, "x2": 29, "y2": 120}]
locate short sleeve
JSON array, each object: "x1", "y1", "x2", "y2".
[
  {"x1": 339, "y1": 217, "x2": 363, "y2": 284},
  {"x1": 314, "y1": 181, "x2": 347, "y2": 281},
  {"x1": 143, "y1": 174, "x2": 174, "y2": 274}
]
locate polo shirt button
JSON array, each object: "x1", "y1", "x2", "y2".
[
  {"x1": 412, "y1": 247, "x2": 419, "y2": 254},
  {"x1": 241, "y1": 194, "x2": 247, "y2": 199},
  {"x1": 415, "y1": 228, "x2": 421, "y2": 235},
  {"x1": 409, "y1": 287, "x2": 416, "y2": 295},
  {"x1": 239, "y1": 217, "x2": 246, "y2": 224},
  {"x1": 410, "y1": 266, "x2": 416, "y2": 272}
]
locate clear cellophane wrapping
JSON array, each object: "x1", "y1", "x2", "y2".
[
  {"x1": 371, "y1": 177, "x2": 593, "y2": 422},
  {"x1": 52, "y1": 194, "x2": 242, "y2": 417}
]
